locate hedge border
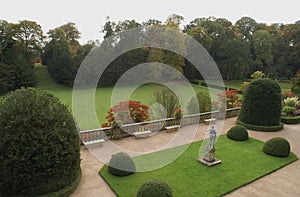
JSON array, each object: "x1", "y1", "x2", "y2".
[
  {"x1": 39, "y1": 168, "x2": 82, "y2": 197},
  {"x1": 281, "y1": 116, "x2": 300, "y2": 124},
  {"x1": 236, "y1": 119, "x2": 284, "y2": 132}
]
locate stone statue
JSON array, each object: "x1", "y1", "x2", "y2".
[
  {"x1": 208, "y1": 125, "x2": 217, "y2": 148},
  {"x1": 203, "y1": 125, "x2": 217, "y2": 162},
  {"x1": 198, "y1": 125, "x2": 222, "y2": 166}
]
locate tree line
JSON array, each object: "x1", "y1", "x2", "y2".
[
  {"x1": 101, "y1": 15, "x2": 300, "y2": 83},
  {"x1": 1, "y1": 15, "x2": 300, "y2": 93},
  {"x1": 0, "y1": 20, "x2": 95, "y2": 94},
  {"x1": 0, "y1": 20, "x2": 43, "y2": 93}
]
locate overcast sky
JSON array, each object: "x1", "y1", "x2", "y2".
[{"x1": 2, "y1": 0, "x2": 299, "y2": 43}]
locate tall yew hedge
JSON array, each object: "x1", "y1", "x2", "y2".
[{"x1": 238, "y1": 78, "x2": 282, "y2": 127}]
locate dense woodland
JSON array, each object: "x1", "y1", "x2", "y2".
[{"x1": 1, "y1": 15, "x2": 300, "y2": 93}]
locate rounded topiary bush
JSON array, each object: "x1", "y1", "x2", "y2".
[
  {"x1": 108, "y1": 152, "x2": 136, "y2": 176},
  {"x1": 136, "y1": 179, "x2": 173, "y2": 197},
  {"x1": 0, "y1": 88, "x2": 81, "y2": 196},
  {"x1": 238, "y1": 78, "x2": 283, "y2": 130},
  {"x1": 227, "y1": 125, "x2": 249, "y2": 141},
  {"x1": 263, "y1": 137, "x2": 290, "y2": 157}
]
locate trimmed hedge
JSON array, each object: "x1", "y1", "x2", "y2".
[
  {"x1": 281, "y1": 116, "x2": 300, "y2": 124},
  {"x1": 0, "y1": 88, "x2": 81, "y2": 196},
  {"x1": 263, "y1": 137, "x2": 290, "y2": 157},
  {"x1": 136, "y1": 179, "x2": 173, "y2": 197},
  {"x1": 238, "y1": 78, "x2": 282, "y2": 127},
  {"x1": 227, "y1": 125, "x2": 248, "y2": 141},
  {"x1": 40, "y1": 169, "x2": 82, "y2": 197},
  {"x1": 0, "y1": 63, "x2": 36, "y2": 94},
  {"x1": 236, "y1": 119, "x2": 284, "y2": 132},
  {"x1": 108, "y1": 152, "x2": 136, "y2": 177}
]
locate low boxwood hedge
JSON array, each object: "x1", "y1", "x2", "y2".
[
  {"x1": 281, "y1": 116, "x2": 300, "y2": 124},
  {"x1": 236, "y1": 119, "x2": 284, "y2": 132}
]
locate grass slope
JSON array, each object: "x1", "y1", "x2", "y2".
[
  {"x1": 34, "y1": 66, "x2": 209, "y2": 128},
  {"x1": 1, "y1": 66, "x2": 290, "y2": 128},
  {"x1": 99, "y1": 135, "x2": 298, "y2": 197}
]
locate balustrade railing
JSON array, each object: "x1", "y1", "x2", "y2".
[{"x1": 79, "y1": 107, "x2": 240, "y2": 144}]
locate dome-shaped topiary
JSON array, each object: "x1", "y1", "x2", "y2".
[
  {"x1": 136, "y1": 179, "x2": 173, "y2": 197},
  {"x1": 227, "y1": 125, "x2": 249, "y2": 141},
  {"x1": 263, "y1": 137, "x2": 290, "y2": 157},
  {"x1": 238, "y1": 78, "x2": 282, "y2": 129},
  {"x1": 108, "y1": 152, "x2": 136, "y2": 176},
  {"x1": 0, "y1": 88, "x2": 81, "y2": 196}
]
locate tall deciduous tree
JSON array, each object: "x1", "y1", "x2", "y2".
[
  {"x1": 42, "y1": 23, "x2": 86, "y2": 86},
  {"x1": 0, "y1": 20, "x2": 11, "y2": 63},
  {"x1": 187, "y1": 26, "x2": 212, "y2": 51},
  {"x1": 235, "y1": 17, "x2": 258, "y2": 42},
  {"x1": 12, "y1": 20, "x2": 45, "y2": 59},
  {"x1": 0, "y1": 20, "x2": 39, "y2": 94},
  {"x1": 252, "y1": 30, "x2": 274, "y2": 70},
  {"x1": 145, "y1": 14, "x2": 186, "y2": 76},
  {"x1": 102, "y1": 17, "x2": 116, "y2": 39},
  {"x1": 46, "y1": 28, "x2": 75, "y2": 86},
  {"x1": 219, "y1": 39, "x2": 252, "y2": 80}
]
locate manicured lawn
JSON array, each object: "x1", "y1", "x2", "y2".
[
  {"x1": 34, "y1": 66, "x2": 209, "y2": 128},
  {"x1": 223, "y1": 80, "x2": 244, "y2": 89},
  {"x1": 1, "y1": 66, "x2": 291, "y2": 128},
  {"x1": 99, "y1": 135, "x2": 298, "y2": 197},
  {"x1": 278, "y1": 81, "x2": 292, "y2": 92},
  {"x1": 202, "y1": 79, "x2": 291, "y2": 92}
]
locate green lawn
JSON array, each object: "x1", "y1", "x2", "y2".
[
  {"x1": 202, "y1": 79, "x2": 291, "y2": 92},
  {"x1": 223, "y1": 80, "x2": 244, "y2": 89},
  {"x1": 99, "y1": 135, "x2": 298, "y2": 197},
  {"x1": 0, "y1": 66, "x2": 292, "y2": 128},
  {"x1": 278, "y1": 81, "x2": 292, "y2": 92},
  {"x1": 34, "y1": 66, "x2": 210, "y2": 128},
  {"x1": 199, "y1": 79, "x2": 244, "y2": 90}
]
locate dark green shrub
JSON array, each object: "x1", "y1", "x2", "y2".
[
  {"x1": 227, "y1": 125, "x2": 248, "y2": 141},
  {"x1": 281, "y1": 116, "x2": 300, "y2": 124},
  {"x1": 263, "y1": 137, "x2": 290, "y2": 157},
  {"x1": 238, "y1": 78, "x2": 282, "y2": 129},
  {"x1": 108, "y1": 152, "x2": 136, "y2": 176},
  {"x1": 291, "y1": 72, "x2": 300, "y2": 95},
  {"x1": 136, "y1": 179, "x2": 173, "y2": 197},
  {"x1": 236, "y1": 119, "x2": 284, "y2": 132},
  {"x1": 0, "y1": 88, "x2": 81, "y2": 196},
  {"x1": 0, "y1": 63, "x2": 16, "y2": 94},
  {"x1": 0, "y1": 63, "x2": 36, "y2": 94}
]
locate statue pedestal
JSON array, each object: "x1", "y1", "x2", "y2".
[
  {"x1": 197, "y1": 147, "x2": 222, "y2": 167},
  {"x1": 197, "y1": 157, "x2": 222, "y2": 167}
]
